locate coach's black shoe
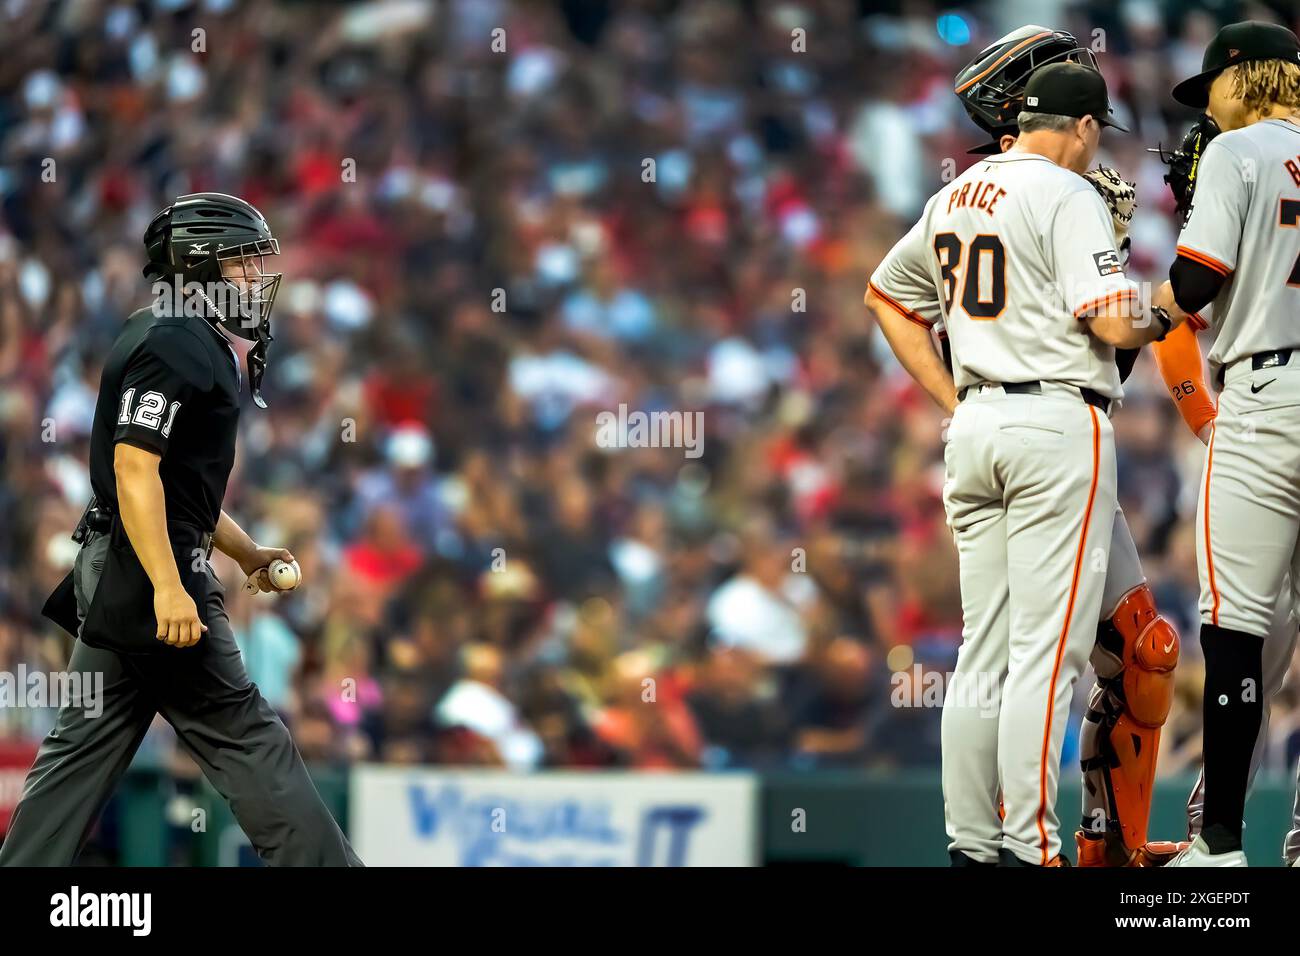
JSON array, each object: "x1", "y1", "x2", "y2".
[{"x1": 950, "y1": 850, "x2": 997, "y2": 868}]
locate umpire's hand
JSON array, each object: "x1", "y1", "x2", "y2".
[
  {"x1": 155, "y1": 582, "x2": 208, "y2": 648},
  {"x1": 239, "y1": 545, "x2": 298, "y2": 594}
]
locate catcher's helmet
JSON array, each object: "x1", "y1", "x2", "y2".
[
  {"x1": 144, "y1": 192, "x2": 281, "y2": 407},
  {"x1": 955, "y1": 25, "x2": 1100, "y2": 154}
]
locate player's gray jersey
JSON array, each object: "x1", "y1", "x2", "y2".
[
  {"x1": 869, "y1": 151, "x2": 1134, "y2": 399},
  {"x1": 1178, "y1": 119, "x2": 1300, "y2": 377}
]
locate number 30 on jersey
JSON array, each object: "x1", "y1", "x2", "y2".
[{"x1": 934, "y1": 233, "x2": 1006, "y2": 320}]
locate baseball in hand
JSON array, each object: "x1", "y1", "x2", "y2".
[{"x1": 268, "y1": 558, "x2": 302, "y2": 591}]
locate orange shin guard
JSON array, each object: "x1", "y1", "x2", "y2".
[{"x1": 1082, "y1": 585, "x2": 1179, "y2": 855}]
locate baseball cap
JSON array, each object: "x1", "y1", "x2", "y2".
[
  {"x1": 1021, "y1": 63, "x2": 1128, "y2": 131},
  {"x1": 1172, "y1": 21, "x2": 1300, "y2": 108}
]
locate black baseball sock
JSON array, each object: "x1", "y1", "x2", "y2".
[{"x1": 1198, "y1": 623, "x2": 1264, "y2": 854}]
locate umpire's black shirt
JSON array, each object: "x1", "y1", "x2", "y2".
[{"x1": 89, "y1": 306, "x2": 241, "y2": 532}]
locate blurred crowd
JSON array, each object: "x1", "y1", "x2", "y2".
[{"x1": 2, "y1": 0, "x2": 1299, "y2": 796}]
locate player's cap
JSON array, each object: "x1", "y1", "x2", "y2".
[
  {"x1": 1022, "y1": 62, "x2": 1128, "y2": 131},
  {"x1": 1172, "y1": 21, "x2": 1300, "y2": 108}
]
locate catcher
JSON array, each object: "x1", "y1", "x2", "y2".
[{"x1": 952, "y1": 26, "x2": 1182, "y2": 866}]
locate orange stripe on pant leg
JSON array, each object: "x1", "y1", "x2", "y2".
[
  {"x1": 1035, "y1": 405, "x2": 1101, "y2": 864},
  {"x1": 1204, "y1": 423, "x2": 1219, "y2": 625}
]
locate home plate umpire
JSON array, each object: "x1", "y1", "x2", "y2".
[{"x1": 0, "y1": 193, "x2": 361, "y2": 867}]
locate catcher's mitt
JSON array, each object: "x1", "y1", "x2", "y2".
[
  {"x1": 1082, "y1": 165, "x2": 1139, "y2": 384},
  {"x1": 1084, "y1": 165, "x2": 1137, "y2": 248},
  {"x1": 1150, "y1": 113, "x2": 1220, "y2": 227}
]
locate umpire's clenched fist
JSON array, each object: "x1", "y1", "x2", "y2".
[{"x1": 154, "y1": 581, "x2": 207, "y2": 648}]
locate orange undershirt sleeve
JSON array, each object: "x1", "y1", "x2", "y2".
[{"x1": 1151, "y1": 321, "x2": 1217, "y2": 437}]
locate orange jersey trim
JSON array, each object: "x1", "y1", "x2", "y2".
[
  {"x1": 1176, "y1": 246, "x2": 1232, "y2": 277},
  {"x1": 868, "y1": 281, "x2": 934, "y2": 328},
  {"x1": 1073, "y1": 288, "x2": 1138, "y2": 319}
]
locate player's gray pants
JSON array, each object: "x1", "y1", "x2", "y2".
[
  {"x1": 1076, "y1": 505, "x2": 1146, "y2": 832},
  {"x1": 1098, "y1": 504, "x2": 1144, "y2": 619},
  {"x1": 1187, "y1": 354, "x2": 1300, "y2": 863},
  {"x1": 1196, "y1": 355, "x2": 1300, "y2": 636},
  {"x1": 0, "y1": 531, "x2": 361, "y2": 867},
  {"x1": 941, "y1": 383, "x2": 1116, "y2": 865}
]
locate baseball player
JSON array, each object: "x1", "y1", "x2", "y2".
[
  {"x1": 1149, "y1": 20, "x2": 1300, "y2": 866},
  {"x1": 0, "y1": 194, "x2": 362, "y2": 866},
  {"x1": 952, "y1": 26, "x2": 1185, "y2": 867},
  {"x1": 1150, "y1": 98, "x2": 1300, "y2": 868},
  {"x1": 1156, "y1": 306, "x2": 1300, "y2": 869},
  {"x1": 867, "y1": 62, "x2": 1184, "y2": 866}
]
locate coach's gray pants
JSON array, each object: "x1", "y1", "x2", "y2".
[
  {"x1": 941, "y1": 382, "x2": 1117, "y2": 865},
  {"x1": 0, "y1": 531, "x2": 361, "y2": 866}
]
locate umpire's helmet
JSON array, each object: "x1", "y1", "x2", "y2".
[
  {"x1": 955, "y1": 26, "x2": 1099, "y2": 154},
  {"x1": 144, "y1": 193, "x2": 281, "y2": 407}
]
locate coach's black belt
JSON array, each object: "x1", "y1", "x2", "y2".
[
  {"x1": 1251, "y1": 349, "x2": 1293, "y2": 371},
  {"x1": 81, "y1": 506, "x2": 214, "y2": 560},
  {"x1": 957, "y1": 381, "x2": 1110, "y2": 414}
]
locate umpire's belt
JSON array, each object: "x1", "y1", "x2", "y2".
[
  {"x1": 85, "y1": 507, "x2": 214, "y2": 560},
  {"x1": 957, "y1": 380, "x2": 1111, "y2": 415}
]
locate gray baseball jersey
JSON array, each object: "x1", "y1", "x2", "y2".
[
  {"x1": 869, "y1": 150, "x2": 1134, "y2": 399},
  {"x1": 1178, "y1": 119, "x2": 1300, "y2": 378}
]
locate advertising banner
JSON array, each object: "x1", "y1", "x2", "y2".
[{"x1": 350, "y1": 767, "x2": 758, "y2": 866}]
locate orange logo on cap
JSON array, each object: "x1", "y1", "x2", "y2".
[{"x1": 1228, "y1": 48, "x2": 1240, "y2": 58}]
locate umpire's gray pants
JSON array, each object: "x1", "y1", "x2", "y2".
[{"x1": 0, "y1": 531, "x2": 362, "y2": 866}]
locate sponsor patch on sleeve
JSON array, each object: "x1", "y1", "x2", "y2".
[{"x1": 1093, "y1": 249, "x2": 1124, "y2": 276}]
